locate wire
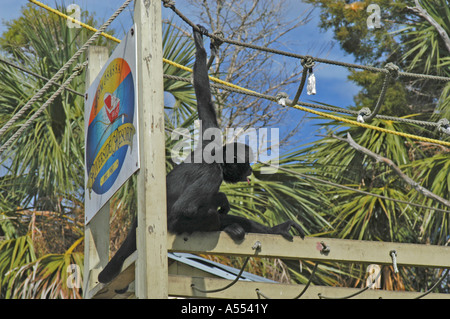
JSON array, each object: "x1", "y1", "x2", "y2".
[
  {"x1": 164, "y1": 123, "x2": 449, "y2": 213},
  {"x1": 163, "y1": 0, "x2": 450, "y2": 82},
  {"x1": 0, "y1": 0, "x2": 133, "y2": 142},
  {"x1": 190, "y1": 256, "x2": 251, "y2": 294},
  {"x1": 256, "y1": 161, "x2": 449, "y2": 214},
  {"x1": 293, "y1": 262, "x2": 319, "y2": 299},
  {"x1": 0, "y1": 57, "x2": 84, "y2": 97},
  {"x1": 29, "y1": 0, "x2": 121, "y2": 43},
  {"x1": 0, "y1": 62, "x2": 88, "y2": 157},
  {"x1": 256, "y1": 263, "x2": 319, "y2": 299},
  {"x1": 33, "y1": 0, "x2": 450, "y2": 144},
  {"x1": 162, "y1": 73, "x2": 450, "y2": 148},
  {"x1": 318, "y1": 266, "x2": 384, "y2": 299},
  {"x1": 414, "y1": 268, "x2": 449, "y2": 299}
]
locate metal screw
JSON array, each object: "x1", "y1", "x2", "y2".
[
  {"x1": 320, "y1": 241, "x2": 330, "y2": 255},
  {"x1": 252, "y1": 241, "x2": 262, "y2": 251}
]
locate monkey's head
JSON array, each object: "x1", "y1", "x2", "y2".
[{"x1": 221, "y1": 142, "x2": 253, "y2": 184}]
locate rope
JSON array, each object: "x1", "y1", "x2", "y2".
[
  {"x1": 34, "y1": 1, "x2": 449, "y2": 136},
  {"x1": 163, "y1": 1, "x2": 450, "y2": 83},
  {"x1": 0, "y1": 0, "x2": 132, "y2": 141},
  {"x1": 0, "y1": 62, "x2": 88, "y2": 157},
  {"x1": 0, "y1": 57, "x2": 84, "y2": 97},
  {"x1": 360, "y1": 63, "x2": 400, "y2": 123},
  {"x1": 29, "y1": 0, "x2": 122, "y2": 43},
  {"x1": 162, "y1": 73, "x2": 450, "y2": 147},
  {"x1": 293, "y1": 262, "x2": 319, "y2": 299}
]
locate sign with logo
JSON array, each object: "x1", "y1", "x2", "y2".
[{"x1": 84, "y1": 26, "x2": 139, "y2": 224}]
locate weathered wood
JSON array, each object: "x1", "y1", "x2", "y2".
[
  {"x1": 168, "y1": 275, "x2": 450, "y2": 299},
  {"x1": 89, "y1": 232, "x2": 449, "y2": 299},
  {"x1": 134, "y1": 0, "x2": 168, "y2": 299},
  {"x1": 83, "y1": 46, "x2": 110, "y2": 299},
  {"x1": 168, "y1": 232, "x2": 450, "y2": 268}
]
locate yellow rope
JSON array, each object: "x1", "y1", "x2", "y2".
[
  {"x1": 29, "y1": 0, "x2": 121, "y2": 43},
  {"x1": 29, "y1": 0, "x2": 450, "y2": 147}
]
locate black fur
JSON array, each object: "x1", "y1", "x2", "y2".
[{"x1": 97, "y1": 25, "x2": 304, "y2": 284}]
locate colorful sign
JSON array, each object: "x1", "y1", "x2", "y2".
[{"x1": 85, "y1": 26, "x2": 139, "y2": 224}]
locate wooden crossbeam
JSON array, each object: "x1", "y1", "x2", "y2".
[
  {"x1": 89, "y1": 232, "x2": 449, "y2": 299},
  {"x1": 168, "y1": 275, "x2": 450, "y2": 299},
  {"x1": 168, "y1": 232, "x2": 450, "y2": 268}
]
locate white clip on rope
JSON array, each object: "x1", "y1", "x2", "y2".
[
  {"x1": 276, "y1": 92, "x2": 289, "y2": 107},
  {"x1": 357, "y1": 107, "x2": 371, "y2": 123},
  {"x1": 307, "y1": 71, "x2": 316, "y2": 95}
]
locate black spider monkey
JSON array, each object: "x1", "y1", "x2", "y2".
[{"x1": 97, "y1": 25, "x2": 304, "y2": 284}]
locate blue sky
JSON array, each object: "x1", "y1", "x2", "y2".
[{"x1": 0, "y1": 0, "x2": 362, "y2": 146}]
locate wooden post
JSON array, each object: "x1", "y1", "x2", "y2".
[
  {"x1": 134, "y1": 0, "x2": 168, "y2": 298},
  {"x1": 83, "y1": 46, "x2": 110, "y2": 299}
]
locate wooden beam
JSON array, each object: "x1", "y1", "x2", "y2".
[
  {"x1": 134, "y1": 0, "x2": 168, "y2": 299},
  {"x1": 168, "y1": 275, "x2": 450, "y2": 299},
  {"x1": 89, "y1": 232, "x2": 450, "y2": 299},
  {"x1": 83, "y1": 46, "x2": 110, "y2": 299},
  {"x1": 168, "y1": 232, "x2": 450, "y2": 268}
]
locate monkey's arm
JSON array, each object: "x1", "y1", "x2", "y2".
[{"x1": 193, "y1": 25, "x2": 219, "y2": 133}]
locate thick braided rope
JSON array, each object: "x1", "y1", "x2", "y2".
[
  {"x1": 0, "y1": 57, "x2": 84, "y2": 97},
  {"x1": 33, "y1": 0, "x2": 447, "y2": 130},
  {"x1": 163, "y1": 69, "x2": 445, "y2": 128},
  {"x1": 164, "y1": 1, "x2": 450, "y2": 82},
  {"x1": 0, "y1": 62, "x2": 88, "y2": 156},
  {"x1": 162, "y1": 73, "x2": 450, "y2": 147},
  {"x1": 32, "y1": 0, "x2": 449, "y2": 146},
  {"x1": 0, "y1": 0, "x2": 133, "y2": 139}
]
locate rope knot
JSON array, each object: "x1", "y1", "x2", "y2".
[
  {"x1": 384, "y1": 62, "x2": 400, "y2": 79},
  {"x1": 211, "y1": 30, "x2": 224, "y2": 47},
  {"x1": 357, "y1": 107, "x2": 371, "y2": 123},
  {"x1": 73, "y1": 61, "x2": 88, "y2": 75},
  {"x1": 437, "y1": 118, "x2": 450, "y2": 135},
  {"x1": 162, "y1": 0, "x2": 175, "y2": 8},
  {"x1": 301, "y1": 55, "x2": 315, "y2": 69},
  {"x1": 276, "y1": 92, "x2": 289, "y2": 107}
]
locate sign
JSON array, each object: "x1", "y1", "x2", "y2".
[{"x1": 84, "y1": 26, "x2": 139, "y2": 224}]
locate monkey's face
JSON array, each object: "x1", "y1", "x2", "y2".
[{"x1": 222, "y1": 142, "x2": 253, "y2": 184}]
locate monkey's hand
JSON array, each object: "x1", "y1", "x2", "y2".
[
  {"x1": 193, "y1": 24, "x2": 208, "y2": 49},
  {"x1": 270, "y1": 220, "x2": 305, "y2": 240},
  {"x1": 196, "y1": 24, "x2": 208, "y2": 35}
]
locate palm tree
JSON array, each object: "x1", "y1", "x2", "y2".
[
  {"x1": 4, "y1": 0, "x2": 447, "y2": 298},
  {"x1": 0, "y1": 3, "x2": 340, "y2": 297},
  {"x1": 0, "y1": 4, "x2": 112, "y2": 298}
]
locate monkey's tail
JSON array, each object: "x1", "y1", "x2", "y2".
[{"x1": 97, "y1": 219, "x2": 137, "y2": 284}]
